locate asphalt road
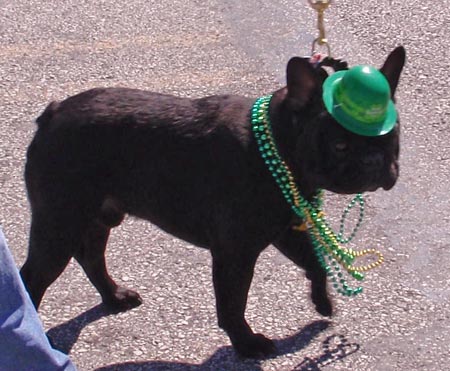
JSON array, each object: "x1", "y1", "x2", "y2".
[{"x1": 1, "y1": 0, "x2": 449, "y2": 370}]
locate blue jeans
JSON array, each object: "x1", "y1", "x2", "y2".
[{"x1": 0, "y1": 227, "x2": 77, "y2": 371}]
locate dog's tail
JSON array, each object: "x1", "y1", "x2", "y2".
[{"x1": 36, "y1": 101, "x2": 60, "y2": 130}]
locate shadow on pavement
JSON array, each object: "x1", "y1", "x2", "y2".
[
  {"x1": 94, "y1": 320, "x2": 341, "y2": 371},
  {"x1": 47, "y1": 307, "x2": 358, "y2": 370},
  {"x1": 47, "y1": 303, "x2": 112, "y2": 354},
  {"x1": 292, "y1": 334, "x2": 360, "y2": 370}
]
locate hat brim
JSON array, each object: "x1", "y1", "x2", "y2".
[{"x1": 323, "y1": 71, "x2": 398, "y2": 137}]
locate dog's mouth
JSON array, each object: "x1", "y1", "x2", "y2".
[
  {"x1": 381, "y1": 175, "x2": 397, "y2": 191},
  {"x1": 354, "y1": 171, "x2": 399, "y2": 194},
  {"x1": 381, "y1": 161, "x2": 399, "y2": 191},
  {"x1": 322, "y1": 162, "x2": 399, "y2": 195},
  {"x1": 365, "y1": 176, "x2": 397, "y2": 192},
  {"x1": 359, "y1": 158, "x2": 399, "y2": 193}
]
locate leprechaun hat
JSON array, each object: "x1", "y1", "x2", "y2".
[{"x1": 322, "y1": 65, "x2": 397, "y2": 137}]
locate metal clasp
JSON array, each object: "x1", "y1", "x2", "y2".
[{"x1": 308, "y1": 0, "x2": 332, "y2": 56}]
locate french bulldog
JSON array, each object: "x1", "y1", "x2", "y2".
[{"x1": 21, "y1": 46, "x2": 405, "y2": 357}]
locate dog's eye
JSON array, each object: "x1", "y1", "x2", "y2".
[{"x1": 335, "y1": 142, "x2": 349, "y2": 152}]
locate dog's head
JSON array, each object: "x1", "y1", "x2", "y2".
[{"x1": 271, "y1": 46, "x2": 406, "y2": 196}]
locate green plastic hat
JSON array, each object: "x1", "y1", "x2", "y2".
[{"x1": 323, "y1": 65, "x2": 397, "y2": 136}]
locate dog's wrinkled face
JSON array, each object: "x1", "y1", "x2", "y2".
[
  {"x1": 278, "y1": 46, "x2": 405, "y2": 196},
  {"x1": 303, "y1": 112, "x2": 400, "y2": 194}
]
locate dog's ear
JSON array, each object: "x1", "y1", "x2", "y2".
[
  {"x1": 286, "y1": 57, "x2": 319, "y2": 109},
  {"x1": 380, "y1": 46, "x2": 406, "y2": 97}
]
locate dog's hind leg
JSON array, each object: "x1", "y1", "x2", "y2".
[
  {"x1": 21, "y1": 214, "x2": 78, "y2": 309},
  {"x1": 21, "y1": 208, "x2": 141, "y2": 311},
  {"x1": 74, "y1": 219, "x2": 142, "y2": 312}
]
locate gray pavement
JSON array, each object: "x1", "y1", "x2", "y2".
[{"x1": 1, "y1": 0, "x2": 449, "y2": 370}]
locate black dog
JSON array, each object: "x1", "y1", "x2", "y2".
[{"x1": 21, "y1": 47, "x2": 405, "y2": 357}]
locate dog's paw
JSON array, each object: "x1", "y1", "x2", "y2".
[
  {"x1": 103, "y1": 286, "x2": 143, "y2": 312},
  {"x1": 312, "y1": 294, "x2": 333, "y2": 317},
  {"x1": 233, "y1": 333, "x2": 276, "y2": 358}
]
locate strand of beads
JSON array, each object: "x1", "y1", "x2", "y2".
[
  {"x1": 301, "y1": 199, "x2": 365, "y2": 296},
  {"x1": 251, "y1": 96, "x2": 321, "y2": 209},
  {"x1": 251, "y1": 96, "x2": 322, "y2": 209},
  {"x1": 337, "y1": 193, "x2": 365, "y2": 244},
  {"x1": 251, "y1": 94, "x2": 384, "y2": 297}
]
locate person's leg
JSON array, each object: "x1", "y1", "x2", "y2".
[{"x1": 0, "y1": 227, "x2": 77, "y2": 371}]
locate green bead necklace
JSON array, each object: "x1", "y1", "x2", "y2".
[{"x1": 251, "y1": 95, "x2": 384, "y2": 297}]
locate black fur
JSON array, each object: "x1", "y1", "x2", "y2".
[{"x1": 21, "y1": 47, "x2": 405, "y2": 357}]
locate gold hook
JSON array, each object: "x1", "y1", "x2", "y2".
[{"x1": 308, "y1": 0, "x2": 332, "y2": 56}]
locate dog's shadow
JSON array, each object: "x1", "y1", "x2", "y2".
[
  {"x1": 47, "y1": 304, "x2": 110, "y2": 354},
  {"x1": 48, "y1": 308, "x2": 358, "y2": 370}
]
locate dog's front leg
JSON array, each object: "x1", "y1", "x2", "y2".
[
  {"x1": 211, "y1": 248, "x2": 276, "y2": 358},
  {"x1": 273, "y1": 227, "x2": 332, "y2": 317}
]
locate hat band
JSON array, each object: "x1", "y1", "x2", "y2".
[{"x1": 334, "y1": 83, "x2": 387, "y2": 125}]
